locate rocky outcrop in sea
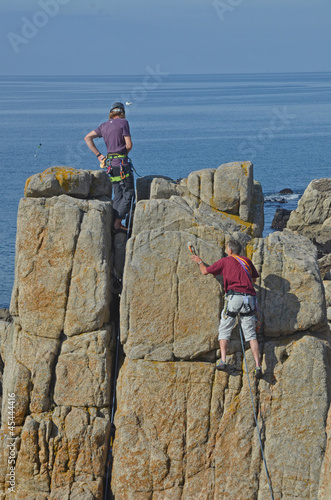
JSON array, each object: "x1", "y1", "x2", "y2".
[{"x1": 0, "y1": 164, "x2": 330, "y2": 499}]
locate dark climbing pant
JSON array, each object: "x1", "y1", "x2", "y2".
[{"x1": 112, "y1": 172, "x2": 135, "y2": 220}]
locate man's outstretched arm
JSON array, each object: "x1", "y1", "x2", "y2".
[{"x1": 191, "y1": 254, "x2": 209, "y2": 275}]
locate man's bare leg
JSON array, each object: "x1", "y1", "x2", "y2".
[
  {"x1": 219, "y1": 339, "x2": 228, "y2": 363},
  {"x1": 113, "y1": 218, "x2": 128, "y2": 231},
  {"x1": 249, "y1": 339, "x2": 261, "y2": 368}
]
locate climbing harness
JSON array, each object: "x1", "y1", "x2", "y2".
[
  {"x1": 224, "y1": 290, "x2": 257, "y2": 318},
  {"x1": 104, "y1": 154, "x2": 143, "y2": 182},
  {"x1": 104, "y1": 154, "x2": 132, "y2": 182},
  {"x1": 231, "y1": 255, "x2": 261, "y2": 329},
  {"x1": 104, "y1": 196, "x2": 135, "y2": 500},
  {"x1": 238, "y1": 318, "x2": 274, "y2": 500}
]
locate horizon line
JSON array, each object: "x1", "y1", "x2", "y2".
[{"x1": 1, "y1": 70, "x2": 331, "y2": 78}]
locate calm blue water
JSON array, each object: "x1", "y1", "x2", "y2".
[{"x1": 1, "y1": 73, "x2": 331, "y2": 308}]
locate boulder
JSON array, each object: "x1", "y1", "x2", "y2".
[
  {"x1": 187, "y1": 161, "x2": 254, "y2": 221},
  {"x1": 88, "y1": 169, "x2": 112, "y2": 198},
  {"x1": 132, "y1": 191, "x2": 261, "y2": 245},
  {"x1": 54, "y1": 327, "x2": 113, "y2": 407},
  {"x1": 136, "y1": 175, "x2": 175, "y2": 202},
  {"x1": 120, "y1": 230, "x2": 222, "y2": 361},
  {"x1": 10, "y1": 195, "x2": 113, "y2": 338},
  {"x1": 271, "y1": 208, "x2": 292, "y2": 230},
  {"x1": 287, "y1": 178, "x2": 331, "y2": 258},
  {"x1": 63, "y1": 198, "x2": 113, "y2": 336},
  {"x1": 279, "y1": 188, "x2": 294, "y2": 195},
  {"x1": 150, "y1": 177, "x2": 188, "y2": 200},
  {"x1": 2, "y1": 325, "x2": 61, "y2": 417},
  {"x1": 251, "y1": 230, "x2": 326, "y2": 337},
  {"x1": 25, "y1": 166, "x2": 92, "y2": 198},
  {"x1": 25, "y1": 167, "x2": 112, "y2": 199},
  {"x1": 138, "y1": 164, "x2": 264, "y2": 239}
]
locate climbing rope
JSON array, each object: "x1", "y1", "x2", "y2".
[
  {"x1": 130, "y1": 161, "x2": 143, "y2": 178},
  {"x1": 238, "y1": 319, "x2": 274, "y2": 500},
  {"x1": 126, "y1": 195, "x2": 135, "y2": 234}
]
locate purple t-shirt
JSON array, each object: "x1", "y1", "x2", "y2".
[{"x1": 94, "y1": 118, "x2": 131, "y2": 166}]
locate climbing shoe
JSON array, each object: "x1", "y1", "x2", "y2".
[
  {"x1": 215, "y1": 359, "x2": 227, "y2": 371},
  {"x1": 254, "y1": 367, "x2": 263, "y2": 379}
]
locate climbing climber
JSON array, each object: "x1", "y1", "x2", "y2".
[
  {"x1": 191, "y1": 239, "x2": 263, "y2": 379},
  {"x1": 84, "y1": 102, "x2": 134, "y2": 232}
]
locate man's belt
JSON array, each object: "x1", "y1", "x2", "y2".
[
  {"x1": 226, "y1": 290, "x2": 254, "y2": 297},
  {"x1": 107, "y1": 153, "x2": 128, "y2": 160}
]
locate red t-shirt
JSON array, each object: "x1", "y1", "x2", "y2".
[{"x1": 206, "y1": 255, "x2": 259, "y2": 295}]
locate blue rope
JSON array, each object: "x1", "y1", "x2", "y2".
[{"x1": 238, "y1": 321, "x2": 274, "y2": 500}]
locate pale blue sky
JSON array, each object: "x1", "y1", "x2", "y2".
[{"x1": 1, "y1": 0, "x2": 330, "y2": 75}]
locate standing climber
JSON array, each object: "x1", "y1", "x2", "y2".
[
  {"x1": 191, "y1": 239, "x2": 262, "y2": 379},
  {"x1": 84, "y1": 102, "x2": 134, "y2": 231}
]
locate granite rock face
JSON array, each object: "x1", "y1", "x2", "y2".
[
  {"x1": 141, "y1": 161, "x2": 264, "y2": 239},
  {"x1": 10, "y1": 195, "x2": 113, "y2": 338},
  {"x1": 287, "y1": 178, "x2": 331, "y2": 259},
  {"x1": 186, "y1": 161, "x2": 254, "y2": 220},
  {"x1": 114, "y1": 166, "x2": 331, "y2": 499},
  {"x1": 252, "y1": 229, "x2": 326, "y2": 337},
  {"x1": 112, "y1": 336, "x2": 331, "y2": 499},
  {"x1": 1, "y1": 164, "x2": 331, "y2": 500},
  {"x1": 0, "y1": 168, "x2": 115, "y2": 499},
  {"x1": 121, "y1": 230, "x2": 222, "y2": 362}
]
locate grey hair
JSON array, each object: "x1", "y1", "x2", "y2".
[{"x1": 227, "y1": 239, "x2": 242, "y2": 255}]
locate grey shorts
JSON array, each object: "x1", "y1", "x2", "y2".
[{"x1": 218, "y1": 293, "x2": 257, "y2": 342}]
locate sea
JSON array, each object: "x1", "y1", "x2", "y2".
[{"x1": 1, "y1": 72, "x2": 331, "y2": 308}]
